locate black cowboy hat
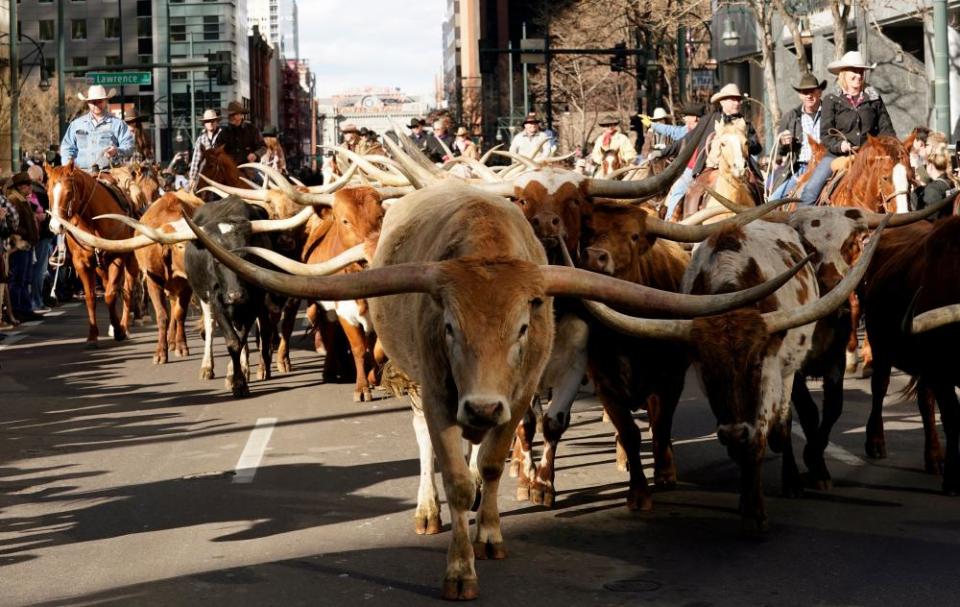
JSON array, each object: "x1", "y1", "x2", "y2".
[
  {"x1": 408, "y1": 117, "x2": 425, "y2": 129},
  {"x1": 262, "y1": 124, "x2": 278, "y2": 137},
  {"x1": 225, "y1": 101, "x2": 248, "y2": 115},
  {"x1": 522, "y1": 113, "x2": 541, "y2": 126},
  {"x1": 598, "y1": 116, "x2": 620, "y2": 127},
  {"x1": 792, "y1": 73, "x2": 827, "y2": 92},
  {"x1": 680, "y1": 102, "x2": 706, "y2": 117}
]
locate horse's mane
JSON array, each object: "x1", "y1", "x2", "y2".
[{"x1": 845, "y1": 135, "x2": 910, "y2": 184}]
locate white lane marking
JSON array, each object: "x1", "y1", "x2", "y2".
[
  {"x1": 232, "y1": 417, "x2": 278, "y2": 484},
  {"x1": 44, "y1": 310, "x2": 65, "y2": 317},
  {"x1": 793, "y1": 426, "x2": 864, "y2": 467},
  {"x1": 0, "y1": 333, "x2": 27, "y2": 352}
]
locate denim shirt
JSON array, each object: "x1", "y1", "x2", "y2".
[
  {"x1": 59, "y1": 113, "x2": 134, "y2": 170},
  {"x1": 651, "y1": 123, "x2": 690, "y2": 141}
]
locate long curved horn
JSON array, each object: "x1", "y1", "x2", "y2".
[
  {"x1": 604, "y1": 164, "x2": 646, "y2": 180},
  {"x1": 200, "y1": 175, "x2": 270, "y2": 201},
  {"x1": 184, "y1": 212, "x2": 439, "y2": 300},
  {"x1": 94, "y1": 214, "x2": 197, "y2": 244},
  {"x1": 862, "y1": 195, "x2": 951, "y2": 227},
  {"x1": 242, "y1": 162, "x2": 336, "y2": 206},
  {"x1": 910, "y1": 303, "x2": 960, "y2": 333},
  {"x1": 582, "y1": 116, "x2": 710, "y2": 199},
  {"x1": 198, "y1": 185, "x2": 229, "y2": 199},
  {"x1": 309, "y1": 162, "x2": 360, "y2": 193},
  {"x1": 644, "y1": 199, "x2": 792, "y2": 242},
  {"x1": 237, "y1": 243, "x2": 366, "y2": 276},
  {"x1": 290, "y1": 176, "x2": 305, "y2": 187},
  {"x1": 250, "y1": 206, "x2": 315, "y2": 233},
  {"x1": 763, "y1": 216, "x2": 890, "y2": 333},
  {"x1": 60, "y1": 218, "x2": 186, "y2": 251},
  {"x1": 542, "y1": 152, "x2": 576, "y2": 163},
  {"x1": 709, "y1": 189, "x2": 754, "y2": 213},
  {"x1": 492, "y1": 150, "x2": 538, "y2": 170},
  {"x1": 541, "y1": 250, "x2": 811, "y2": 317},
  {"x1": 479, "y1": 143, "x2": 503, "y2": 165},
  {"x1": 332, "y1": 148, "x2": 410, "y2": 187},
  {"x1": 239, "y1": 177, "x2": 261, "y2": 189},
  {"x1": 388, "y1": 120, "x2": 448, "y2": 179},
  {"x1": 380, "y1": 136, "x2": 432, "y2": 189},
  {"x1": 463, "y1": 159, "x2": 502, "y2": 183},
  {"x1": 679, "y1": 205, "x2": 729, "y2": 225}
]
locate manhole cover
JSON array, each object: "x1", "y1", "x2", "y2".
[{"x1": 603, "y1": 578, "x2": 662, "y2": 593}]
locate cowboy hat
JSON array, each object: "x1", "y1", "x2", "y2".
[
  {"x1": 201, "y1": 108, "x2": 221, "y2": 122},
  {"x1": 598, "y1": 116, "x2": 620, "y2": 127},
  {"x1": 651, "y1": 107, "x2": 669, "y2": 121},
  {"x1": 408, "y1": 117, "x2": 425, "y2": 129},
  {"x1": 78, "y1": 85, "x2": 116, "y2": 102},
  {"x1": 710, "y1": 83, "x2": 747, "y2": 104},
  {"x1": 262, "y1": 124, "x2": 278, "y2": 137},
  {"x1": 455, "y1": 126, "x2": 470, "y2": 137},
  {"x1": 225, "y1": 101, "x2": 248, "y2": 115},
  {"x1": 123, "y1": 110, "x2": 146, "y2": 123},
  {"x1": 827, "y1": 50, "x2": 876, "y2": 74},
  {"x1": 522, "y1": 113, "x2": 541, "y2": 126},
  {"x1": 10, "y1": 172, "x2": 32, "y2": 188},
  {"x1": 340, "y1": 122, "x2": 359, "y2": 134},
  {"x1": 680, "y1": 102, "x2": 706, "y2": 117},
  {"x1": 792, "y1": 73, "x2": 827, "y2": 92}
]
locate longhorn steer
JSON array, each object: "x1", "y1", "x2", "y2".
[{"x1": 187, "y1": 181, "x2": 809, "y2": 599}]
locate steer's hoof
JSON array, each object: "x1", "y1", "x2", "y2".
[
  {"x1": 354, "y1": 387, "x2": 373, "y2": 403},
  {"x1": 199, "y1": 367, "x2": 215, "y2": 380},
  {"x1": 230, "y1": 380, "x2": 251, "y2": 398},
  {"x1": 414, "y1": 511, "x2": 442, "y2": 535},
  {"x1": 473, "y1": 540, "x2": 507, "y2": 560},
  {"x1": 812, "y1": 478, "x2": 833, "y2": 491},
  {"x1": 153, "y1": 352, "x2": 167, "y2": 365},
  {"x1": 865, "y1": 440, "x2": 887, "y2": 460},
  {"x1": 925, "y1": 453, "x2": 945, "y2": 476},
  {"x1": 441, "y1": 576, "x2": 479, "y2": 601},
  {"x1": 655, "y1": 466, "x2": 678, "y2": 489},
  {"x1": 276, "y1": 358, "x2": 291, "y2": 374}
]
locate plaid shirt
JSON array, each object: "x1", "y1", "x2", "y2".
[
  {"x1": 188, "y1": 128, "x2": 222, "y2": 190},
  {"x1": 798, "y1": 107, "x2": 822, "y2": 163}
]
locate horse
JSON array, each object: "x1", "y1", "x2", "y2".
[
  {"x1": 196, "y1": 145, "x2": 250, "y2": 201},
  {"x1": 796, "y1": 135, "x2": 915, "y2": 376},
  {"x1": 680, "y1": 118, "x2": 763, "y2": 221},
  {"x1": 46, "y1": 161, "x2": 140, "y2": 346}
]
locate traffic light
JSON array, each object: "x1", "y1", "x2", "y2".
[{"x1": 611, "y1": 42, "x2": 627, "y2": 72}]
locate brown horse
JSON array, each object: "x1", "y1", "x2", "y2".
[
  {"x1": 46, "y1": 161, "x2": 140, "y2": 345},
  {"x1": 196, "y1": 145, "x2": 250, "y2": 200}
]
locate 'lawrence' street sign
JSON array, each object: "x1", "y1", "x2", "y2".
[{"x1": 86, "y1": 72, "x2": 153, "y2": 86}]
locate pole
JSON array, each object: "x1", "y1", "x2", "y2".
[
  {"x1": 188, "y1": 34, "x2": 196, "y2": 140},
  {"x1": 57, "y1": 0, "x2": 66, "y2": 144},
  {"x1": 545, "y1": 20, "x2": 553, "y2": 130},
  {"x1": 522, "y1": 22, "x2": 529, "y2": 116},
  {"x1": 934, "y1": 0, "x2": 951, "y2": 134},
  {"x1": 10, "y1": 0, "x2": 19, "y2": 172},
  {"x1": 166, "y1": 1, "x2": 173, "y2": 160},
  {"x1": 508, "y1": 40, "x2": 514, "y2": 125},
  {"x1": 677, "y1": 25, "x2": 687, "y2": 103},
  {"x1": 117, "y1": 0, "x2": 124, "y2": 113}
]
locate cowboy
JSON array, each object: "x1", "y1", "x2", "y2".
[
  {"x1": 591, "y1": 117, "x2": 637, "y2": 169},
  {"x1": 60, "y1": 85, "x2": 134, "y2": 172},
  {"x1": 331, "y1": 123, "x2": 362, "y2": 175},
  {"x1": 453, "y1": 126, "x2": 479, "y2": 161},
  {"x1": 219, "y1": 101, "x2": 266, "y2": 168},
  {"x1": 769, "y1": 73, "x2": 826, "y2": 201},
  {"x1": 509, "y1": 113, "x2": 550, "y2": 161},
  {"x1": 638, "y1": 107, "x2": 672, "y2": 157},
  {"x1": 655, "y1": 103, "x2": 707, "y2": 220},
  {"x1": 188, "y1": 108, "x2": 224, "y2": 191},
  {"x1": 123, "y1": 110, "x2": 154, "y2": 162},
  {"x1": 408, "y1": 117, "x2": 434, "y2": 156},
  {"x1": 801, "y1": 51, "x2": 897, "y2": 207}
]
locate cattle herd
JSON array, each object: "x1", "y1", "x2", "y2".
[{"x1": 38, "y1": 119, "x2": 960, "y2": 601}]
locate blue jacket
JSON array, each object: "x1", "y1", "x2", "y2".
[{"x1": 60, "y1": 112, "x2": 134, "y2": 170}]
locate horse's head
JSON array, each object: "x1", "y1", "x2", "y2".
[
  {"x1": 853, "y1": 135, "x2": 913, "y2": 213},
  {"x1": 45, "y1": 159, "x2": 86, "y2": 234},
  {"x1": 711, "y1": 118, "x2": 749, "y2": 179},
  {"x1": 600, "y1": 149, "x2": 621, "y2": 177},
  {"x1": 201, "y1": 145, "x2": 243, "y2": 188}
]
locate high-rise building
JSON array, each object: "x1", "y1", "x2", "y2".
[{"x1": 247, "y1": 0, "x2": 298, "y2": 59}]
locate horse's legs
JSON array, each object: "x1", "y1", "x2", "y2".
[
  {"x1": 101, "y1": 258, "x2": 126, "y2": 340},
  {"x1": 76, "y1": 258, "x2": 100, "y2": 345}
]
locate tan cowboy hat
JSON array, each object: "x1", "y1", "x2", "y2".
[
  {"x1": 827, "y1": 51, "x2": 876, "y2": 74},
  {"x1": 651, "y1": 107, "x2": 669, "y2": 121},
  {"x1": 340, "y1": 122, "x2": 359, "y2": 134},
  {"x1": 455, "y1": 126, "x2": 470, "y2": 137},
  {"x1": 123, "y1": 110, "x2": 146, "y2": 123},
  {"x1": 792, "y1": 73, "x2": 827, "y2": 92},
  {"x1": 201, "y1": 108, "x2": 221, "y2": 122},
  {"x1": 78, "y1": 85, "x2": 116, "y2": 102},
  {"x1": 710, "y1": 83, "x2": 747, "y2": 104}
]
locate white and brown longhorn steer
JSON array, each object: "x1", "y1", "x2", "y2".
[{"x1": 186, "y1": 182, "x2": 809, "y2": 599}]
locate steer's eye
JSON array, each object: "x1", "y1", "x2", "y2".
[
  {"x1": 444, "y1": 322, "x2": 454, "y2": 337},
  {"x1": 631, "y1": 233, "x2": 640, "y2": 242}
]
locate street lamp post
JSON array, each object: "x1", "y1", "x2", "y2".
[{"x1": 3, "y1": 25, "x2": 52, "y2": 172}]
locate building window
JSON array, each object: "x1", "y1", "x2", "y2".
[
  {"x1": 73, "y1": 56, "x2": 88, "y2": 68},
  {"x1": 38, "y1": 20, "x2": 55, "y2": 42},
  {"x1": 203, "y1": 15, "x2": 220, "y2": 41},
  {"x1": 72, "y1": 19, "x2": 87, "y2": 40},
  {"x1": 104, "y1": 17, "x2": 121, "y2": 40},
  {"x1": 137, "y1": 16, "x2": 151, "y2": 38},
  {"x1": 170, "y1": 17, "x2": 186, "y2": 42}
]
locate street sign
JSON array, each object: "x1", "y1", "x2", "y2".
[
  {"x1": 691, "y1": 68, "x2": 715, "y2": 94},
  {"x1": 85, "y1": 71, "x2": 152, "y2": 86}
]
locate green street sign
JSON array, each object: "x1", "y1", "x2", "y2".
[{"x1": 86, "y1": 72, "x2": 153, "y2": 86}]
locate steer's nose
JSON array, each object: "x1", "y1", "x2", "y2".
[
  {"x1": 460, "y1": 398, "x2": 508, "y2": 428},
  {"x1": 583, "y1": 247, "x2": 613, "y2": 274},
  {"x1": 531, "y1": 211, "x2": 562, "y2": 239},
  {"x1": 223, "y1": 290, "x2": 245, "y2": 305}
]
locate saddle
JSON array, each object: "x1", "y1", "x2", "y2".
[
  {"x1": 681, "y1": 168, "x2": 764, "y2": 219},
  {"x1": 809, "y1": 160, "x2": 853, "y2": 206}
]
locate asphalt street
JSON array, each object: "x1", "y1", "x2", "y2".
[{"x1": 1, "y1": 303, "x2": 958, "y2": 606}]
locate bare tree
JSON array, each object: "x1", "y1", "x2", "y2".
[
  {"x1": 744, "y1": 0, "x2": 782, "y2": 128},
  {"x1": 771, "y1": 0, "x2": 811, "y2": 75},
  {"x1": 831, "y1": 0, "x2": 853, "y2": 59}
]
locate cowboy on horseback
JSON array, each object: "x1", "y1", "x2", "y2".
[
  {"x1": 800, "y1": 51, "x2": 897, "y2": 206},
  {"x1": 59, "y1": 85, "x2": 134, "y2": 173},
  {"x1": 188, "y1": 108, "x2": 223, "y2": 191},
  {"x1": 769, "y1": 73, "x2": 826, "y2": 200},
  {"x1": 590, "y1": 117, "x2": 636, "y2": 174}
]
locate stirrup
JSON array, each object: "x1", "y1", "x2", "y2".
[{"x1": 49, "y1": 243, "x2": 67, "y2": 268}]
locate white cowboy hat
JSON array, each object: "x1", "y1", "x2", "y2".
[
  {"x1": 201, "y1": 109, "x2": 221, "y2": 122},
  {"x1": 710, "y1": 83, "x2": 747, "y2": 104},
  {"x1": 651, "y1": 107, "x2": 669, "y2": 121},
  {"x1": 827, "y1": 51, "x2": 876, "y2": 74},
  {"x1": 78, "y1": 85, "x2": 116, "y2": 101}
]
